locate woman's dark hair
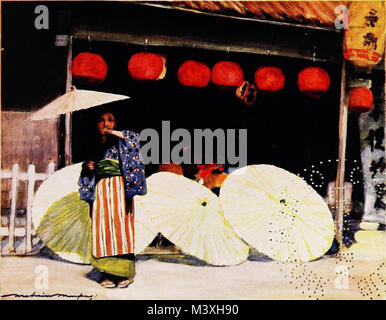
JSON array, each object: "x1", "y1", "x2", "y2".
[
  {"x1": 85, "y1": 108, "x2": 121, "y2": 163},
  {"x1": 94, "y1": 108, "x2": 119, "y2": 130}
]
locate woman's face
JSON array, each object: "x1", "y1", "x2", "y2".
[{"x1": 97, "y1": 112, "x2": 116, "y2": 135}]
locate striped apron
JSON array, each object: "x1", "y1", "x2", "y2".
[{"x1": 90, "y1": 159, "x2": 135, "y2": 278}]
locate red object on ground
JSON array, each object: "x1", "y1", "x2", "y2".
[
  {"x1": 254, "y1": 66, "x2": 285, "y2": 92},
  {"x1": 177, "y1": 60, "x2": 211, "y2": 87},
  {"x1": 211, "y1": 61, "x2": 244, "y2": 87},
  {"x1": 297, "y1": 66, "x2": 330, "y2": 98},
  {"x1": 128, "y1": 52, "x2": 166, "y2": 80},
  {"x1": 71, "y1": 52, "x2": 108, "y2": 84},
  {"x1": 348, "y1": 87, "x2": 374, "y2": 113},
  {"x1": 196, "y1": 164, "x2": 224, "y2": 179}
]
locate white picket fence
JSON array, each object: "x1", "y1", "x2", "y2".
[{"x1": 1, "y1": 161, "x2": 56, "y2": 255}]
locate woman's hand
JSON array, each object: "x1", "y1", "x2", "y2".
[
  {"x1": 86, "y1": 161, "x2": 95, "y2": 171},
  {"x1": 102, "y1": 127, "x2": 113, "y2": 135}
]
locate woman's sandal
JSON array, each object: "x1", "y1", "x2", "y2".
[
  {"x1": 100, "y1": 279, "x2": 116, "y2": 288},
  {"x1": 117, "y1": 278, "x2": 134, "y2": 288}
]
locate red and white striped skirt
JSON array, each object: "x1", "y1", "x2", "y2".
[{"x1": 92, "y1": 176, "x2": 135, "y2": 258}]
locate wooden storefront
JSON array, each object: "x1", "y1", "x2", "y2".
[{"x1": 1, "y1": 1, "x2": 384, "y2": 255}]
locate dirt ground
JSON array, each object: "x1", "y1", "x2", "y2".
[{"x1": 1, "y1": 231, "x2": 385, "y2": 301}]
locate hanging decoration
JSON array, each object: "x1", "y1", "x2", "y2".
[
  {"x1": 297, "y1": 66, "x2": 330, "y2": 98},
  {"x1": 343, "y1": 1, "x2": 385, "y2": 69},
  {"x1": 128, "y1": 52, "x2": 167, "y2": 81},
  {"x1": 211, "y1": 61, "x2": 244, "y2": 88},
  {"x1": 236, "y1": 81, "x2": 249, "y2": 100},
  {"x1": 254, "y1": 66, "x2": 285, "y2": 92},
  {"x1": 243, "y1": 83, "x2": 257, "y2": 106},
  {"x1": 348, "y1": 87, "x2": 374, "y2": 113},
  {"x1": 235, "y1": 81, "x2": 257, "y2": 106},
  {"x1": 71, "y1": 52, "x2": 108, "y2": 84},
  {"x1": 177, "y1": 60, "x2": 211, "y2": 88}
]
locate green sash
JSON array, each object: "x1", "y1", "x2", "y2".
[{"x1": 95, "y1": 159, "x2": 121, "y2": 181}]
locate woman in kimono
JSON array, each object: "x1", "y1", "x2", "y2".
[{"x1": 79, "y1": 110, "x2": 146, "y2": 288}]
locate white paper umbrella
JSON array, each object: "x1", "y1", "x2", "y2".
[
  {"x1": 32, "y1": 163, "x2": 157, "y2": 264},
  {"x1": 28, "y1": 86, "x2": 130, "y2": 120},
  {"x1": 135, "y1": 172, "x2": 249, "y2": 266},
  {"x1": 220, "y1": 165, "x2": 334, "y2": 263}
]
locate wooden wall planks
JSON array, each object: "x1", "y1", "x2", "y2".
[{"x1": 1, "y1": 111, "x2": 59, "y2": 209}]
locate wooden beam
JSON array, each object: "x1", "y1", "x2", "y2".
[
  {"x1": 72, "y1": 29, "x2": 336, "y2": 64},
  {"x1": 335, "y1": 59, "x2": 348, "y2": 249}
]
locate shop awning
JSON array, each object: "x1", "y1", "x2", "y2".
[{"x1": 140, "y1": 1, "x2": 348, "y2": 28}]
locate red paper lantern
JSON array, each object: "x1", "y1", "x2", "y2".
[
  {"x1": 211, "y1": 61, "x2": 244, "y2": 87},
  {"x1": 71, "y1": 52, "x2": 108, "y2": 84},
  {"x1": 348, "y1": 87, "x2": 373, "y2": 113},
  {"x1": 297, "y1": 67, "x2": 330, "y2": 98},
  {"x1": 177, "y1": 60, "x2": 211, "y2": 88},
  {"x1": 254, "y1": 66, "x2": 285, "y2": 92},
  {"x1": 128, "y1": 52, "x2": 166, "y2": 81}
]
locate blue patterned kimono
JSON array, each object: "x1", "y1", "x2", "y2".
[{"x1": 78, "y1": 130, "x2": 147, "y2": 202}]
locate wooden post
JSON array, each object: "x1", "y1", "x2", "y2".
[
  {"x1": 25, "y1": 164, "x2": 35, "y2": 253},
  {"x1": 65, "y1": 113, "x2": 72, "y2": 165},
  {"x1": 9, "y1": 163, "x2": 19, "y2": 252},
  {"x1": 47, "y1": 160, "x2": 55, "y2": 175},
  {"x1": 65, "y1": 36, "x2": 73, "y2": 166},
  {"x1": 335, "y1": 60, "x2": 348, "y2": 249}
]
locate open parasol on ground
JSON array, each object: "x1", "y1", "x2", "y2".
[
  {"x1": 28, "y1": 86, "x2": 130, "y2": 121},
  {"x1": 219, "y1": 165, "x2": 334, "y2": 263},
  {"x1": 135, "y1": 172, "x2": 249, "y2": 266},
  {"x1": 32, "y1": 163, "x2": 157, "y2": 264}
]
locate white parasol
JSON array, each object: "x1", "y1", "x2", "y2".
[
  {"x1": 28, "y1": 86, "x2": 130, "y2": 121},
  {"x1": 32, "y1": 163, "x2": 157, "y2": 264},
  {"x1": 135, "y1": 172, "x2": 249, "y2": 266},
  {"x1": 220, "y1": 165, "x2": 334, "y2": 263}
]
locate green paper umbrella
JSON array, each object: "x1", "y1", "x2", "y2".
[{"x1": 32, "y1": 163, "x2": 157, "y2": 264}]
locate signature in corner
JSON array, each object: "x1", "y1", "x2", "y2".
[{"x1": 1, "y1": 292, "x2": 95, "y2": 300}]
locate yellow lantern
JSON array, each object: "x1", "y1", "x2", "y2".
[{"x1": 344, "y1": 1, "x2": 385, "y2": 68}]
